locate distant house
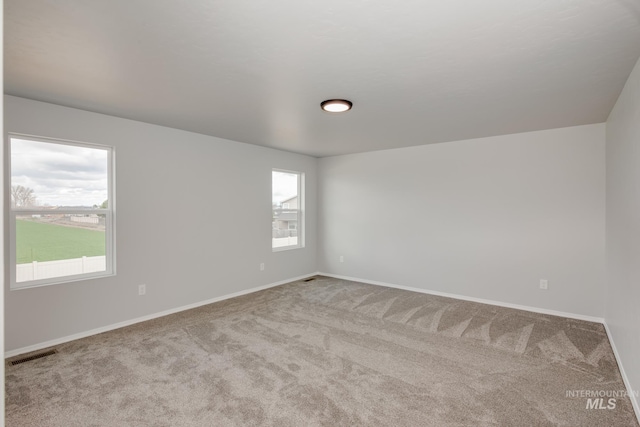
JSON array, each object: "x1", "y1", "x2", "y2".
[
  {"x1": 280, "y1": 196, "x2": 298, "y2": 210},
  {"x1": 273, "y1": 195, "x2": 298, "y2": 237}
]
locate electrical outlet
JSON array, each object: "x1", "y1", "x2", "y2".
[
  {"x1": 260, "y1": 263, "x2": 265, "y2": 271},
  {"x1": 138, "y1": 284, "x2": 146, "y2": 295},
  {"x1": 339, "y1": 256, "x2": 344, "y2": 263},
  {"x1": 539, "y1": 279, "x2": 548, "y2": 290}
]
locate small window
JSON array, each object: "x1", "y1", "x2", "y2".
[
  {"x1": 272, "y1": 169, "x2": 304, "y2": 250},
  {"x1": 9, "y1": 134, "x2": 115, "y2": 289}
]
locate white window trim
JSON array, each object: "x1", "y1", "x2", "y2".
[
  {"x1": 272, "y1": 169, "x2": 304, "y2": 252},
  {"x1": 8, "y1": 133, "x2": 116, "y2": 290}
]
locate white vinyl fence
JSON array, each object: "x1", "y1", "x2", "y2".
[
  {"x1": 70, "y1": 216, "x2": 100, "y2": 224},
  {"x1": 272, "y1": 236, "x2": 299, "y2": 248},
  {"x1": 17, "y1": 256, "x2": 106, "y2": 283}
]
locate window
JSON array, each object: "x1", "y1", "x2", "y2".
[
  {"x1": 9, "y1": 134, "x2": 115, "y2": 289},
  {"x1": 272, "y1": 169, "x2": 304, "y2": 250}
]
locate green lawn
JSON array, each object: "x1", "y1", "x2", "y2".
[{"x1": 16, "y1": 219, "x2": 105, "y2": 264}]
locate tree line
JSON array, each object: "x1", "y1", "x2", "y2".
[
  {"x1": 11, "y1": 185, "x2": 108, "y2": 208},
  {"x1": 11, "y1": 185, "x2": 36, "y2": 207}
]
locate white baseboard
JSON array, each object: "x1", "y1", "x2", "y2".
[
  {"x1": 317, "y1": 272, "x2": 605, "y2": 323},
  {"x1": 603, "y1": 321, "x2": 640, "y2": 422},
  {"x1": 5, "y1": 273, "x2": 316, "y2": 359}
]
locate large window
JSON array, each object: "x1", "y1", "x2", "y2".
[
  {"x1": 272, "y1": 169, "x2": 304, "y2": 250},
  {"x1": 9, "y1": 134, "x2": 115, "y2": 289}
]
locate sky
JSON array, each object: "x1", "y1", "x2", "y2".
[
  {"x1": 11, "y1": 138, "x2": 109, "y2": 207},
  {"x1": 272, "y1": 170, "x2": 298, "y2": 204}
]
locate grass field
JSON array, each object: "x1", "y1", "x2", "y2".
[{"x1": 16, "y1": 219, "x2": 105, "y2": 264}]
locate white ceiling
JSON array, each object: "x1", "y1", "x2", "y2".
[{"x1": 5, "y1": 1, "x2": 640, "y2": 157}]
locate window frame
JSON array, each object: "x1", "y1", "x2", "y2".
[
  {"x1": 272, "y1": 168, "x2": 304, "y2": 252},
  {"x1": 8, "y1": 133, "x2": 116, "y2": 290}
]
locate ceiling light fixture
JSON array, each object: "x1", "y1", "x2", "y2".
[{"x1": 321, "y1": 99, "x2": 353, "y2": 113}]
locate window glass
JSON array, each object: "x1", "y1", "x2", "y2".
[
  {"x1": 10, "y1": 135, "x2": 114, "y2": 288},
  {"x1": 272, "y1": 170, "x2": 303, "y2": 250}
]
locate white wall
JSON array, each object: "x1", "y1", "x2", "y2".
[
  {"x1": 318, "y1": 124, "x2": 606, "y2": 317},
  {"x1": 4, "y1": 95, "x2": 317, "y2": 352},
  {"x1": 606, "y1": 56, "x2": 640, "y2": 411},
  {"x1": 1, "y1": 7, "x2": 6, "y2": 424}
]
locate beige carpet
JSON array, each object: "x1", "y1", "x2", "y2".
[{"x1": 6, "y1": 276, "x2": 639, "y2": 426}]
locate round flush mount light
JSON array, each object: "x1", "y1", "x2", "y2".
[{"x1": 321, "y1": 99, "x2": 353, "y2": 113}]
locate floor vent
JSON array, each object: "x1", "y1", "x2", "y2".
[
  {"x1": 304, "y1": 277, "x2": 316, "y2": 282},
  {"x1": 9, "y1": 349, "x2": 58, "y2": 366}
]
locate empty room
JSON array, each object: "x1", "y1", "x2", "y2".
[{"x1": 2, "y1": 1, "x2": 640, "y2": 426}]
